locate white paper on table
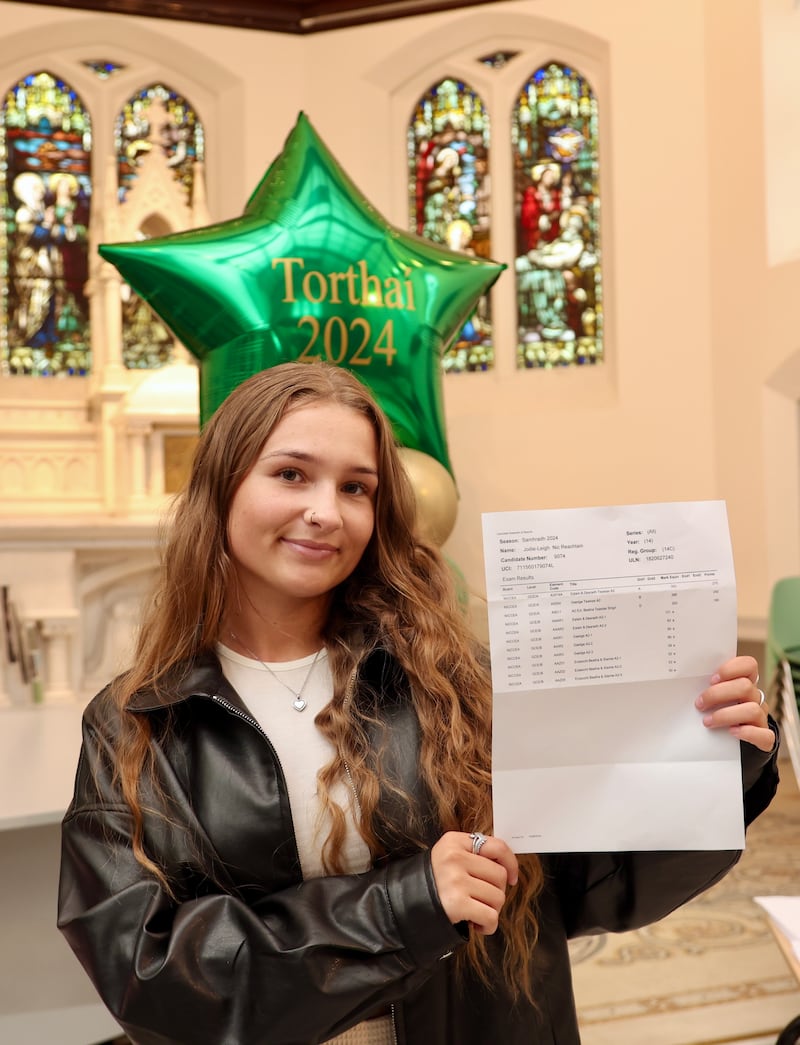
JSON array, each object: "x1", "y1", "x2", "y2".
[
  {"x1": 754, "y1": 896, "x2": 800, "y2": 962},
  {"x1": 482, "y1": 500, "x2": 743, "y2": 853}
]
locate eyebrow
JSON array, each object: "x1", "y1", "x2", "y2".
[{"x1": 261, "y1": 449, "x2": 379, "y2": 477}]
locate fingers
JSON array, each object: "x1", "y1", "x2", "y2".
[
  {"x1": 698, "y1": 655, "x2": 762, "y2": 713},
  {"x1": 430, "y1": 832, "x2": 519, "y2": 935},
  {"x1": 696, "y1": 656, "x2": 775, "y2": 753},
  {"x1": 697, "y1": 673, "x2": 758, "y2": 711},
  {"x1": 709, "y1": 655, "x2": 758, "y2": 686},
  {"x1": 472, "y1": 834, "x2": 519, "y2": 887},
  {"x1": 727, "y1": 722, "x2": 776, "y2": 752}
]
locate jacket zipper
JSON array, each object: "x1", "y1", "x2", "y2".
[
  {"x1": 211, "y1": 692, "x2": 269, "y2": 741},
  {"x1": 341, "y1": 665, "x2": 362, "y2": 817},
  {"x1": 209, "y1": 694, "x2": 301, "y2": 865}
]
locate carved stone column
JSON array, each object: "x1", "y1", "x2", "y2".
[
  {"x1": 126, "y1": 420, "x2": 152, "y2": 506},
  {"x1": 38, "y1": 614, "x2": 79, "y2": 704}
]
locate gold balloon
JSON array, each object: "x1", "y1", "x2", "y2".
[{"x1": 398, "y1": 448, "x2": 458, "y2": 546}]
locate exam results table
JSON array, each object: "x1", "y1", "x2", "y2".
[
  {"x1": 494, "y1": 567, "x2": 724, "y2": 689},
  {"x1": 0, "y1": 704, "x2": 120, "y2": 1045}
]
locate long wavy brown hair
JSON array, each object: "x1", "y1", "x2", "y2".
[{"x1": 109, "y1": 361, "x2": 543, "y2": 1000}]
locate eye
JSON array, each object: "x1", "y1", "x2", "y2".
[
  {"x1": 277, "y1": 467, "x2": 303, "y2": 482},
  {"x1": 341, "y1": 480, "x2": 374, "y2": 496}
]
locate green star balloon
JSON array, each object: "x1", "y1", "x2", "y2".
[{"x1": 99, "y1": 112, "x2": 505, "y2": 475}]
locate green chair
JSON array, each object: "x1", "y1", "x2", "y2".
[
  {"x1": 766, "y1": 577, "x2": 800, "y2": 788},
  {"x1": 766, "y1": 576, "x2": 800, "y2": 696}
]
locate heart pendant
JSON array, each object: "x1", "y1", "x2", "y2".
[{"x1": 293, "y1": 698, "x2": 307, "y2": 712}]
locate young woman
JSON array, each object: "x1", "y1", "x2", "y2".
[{"x1": 58, "y1": 362, "x2": 779, "y2": 1045}]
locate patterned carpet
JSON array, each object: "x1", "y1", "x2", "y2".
[{"x1": 571, "y1": 759, "x2": 800, "y2": 1045}]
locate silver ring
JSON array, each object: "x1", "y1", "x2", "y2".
[
  {"x1": 469, "y1": 831, "x2": 488, "y2": 855},
  {"x1": 758, "y1": 688, "x2": 766, "y2": 708},
  {"x1": 310, "y1": 511, "x2": 316, "y2": 524}
]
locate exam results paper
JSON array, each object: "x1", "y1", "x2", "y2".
[{"x1": 482, "y1": 501, "x2": 743, "y2": 853}]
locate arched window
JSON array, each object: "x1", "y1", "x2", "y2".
[
  {"x1": 115, "y1": 82, "x2": 205, "y2": 369},
  {"x1": 512, "y1": 61, "x2": 602, "y2": 368},
  {"x1": 408, "y1": 78, "x2": 493, "y2": 372},
  {"x1": 115, "y1": 82, "x2": 204, "y2": 204},
  {"x1": 1, "y1": 71, "x2": 92, "y2": 376}
]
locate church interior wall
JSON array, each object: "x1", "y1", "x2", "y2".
[{"x1": 0, "y1": 1, "x2": 796, "y2": 1037}]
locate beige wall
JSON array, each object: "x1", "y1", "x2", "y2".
[
  {"x1": 760, "y1": 0, "x2": 800, "y2": 629},
  {"x1": 0, "y1": 0, "x2": 793, "y2": 636}
]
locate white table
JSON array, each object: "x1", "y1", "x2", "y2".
[{"x1": 0, "y1": 705, "x2": 121, "y2": 1044}]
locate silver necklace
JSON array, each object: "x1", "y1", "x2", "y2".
[{"x1": 230, "y1": 633, "x2": 323, "y2": 712}]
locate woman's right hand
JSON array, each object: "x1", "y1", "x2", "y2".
[{"x1": 430, "y1": 832, "x2": 519, "y2": 935}]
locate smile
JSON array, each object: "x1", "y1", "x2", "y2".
[{"x1": 282, "y1": 538, "x2": 339, "y2": 558}]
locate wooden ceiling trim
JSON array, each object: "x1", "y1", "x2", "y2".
[{"x1": 8, "y1": 0, "x2": 497, "y2": 34}]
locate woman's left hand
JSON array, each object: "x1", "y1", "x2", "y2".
[{"x1": 696, "y1": 655, "x2": 775, "y2": 753}]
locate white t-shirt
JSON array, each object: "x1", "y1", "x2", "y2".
[{"x1": 216, "y1": 643, "x2": 371, "y2": 880}]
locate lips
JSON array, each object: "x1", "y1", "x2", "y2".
[{"x1": 282, "y1": 538, "x2": 339, "y2": 557}]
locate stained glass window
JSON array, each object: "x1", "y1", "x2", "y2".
[
  {"x1": 408, "y1": 78, "x2": 493, "y2": 372},
  {"x1": 82, "y1": 60, "x2": 126, "y2": 80},
  {"x1": 115, "y1": 85, "x2": 203, "y2": 369},
  {"x1": 512, "y1": 61, "x2": 602, "y2": 368},
  {"x1": 1, "y1": 71, "x2": 92, "y2": 376},
  {"x1": 115, "y1": 83, "x2": 204, "y2": 204},
  {"x1": 478, "y1": 51, "x2": 519, "y2": 70}
]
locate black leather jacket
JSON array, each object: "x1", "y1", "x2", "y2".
[{"x1": 58, "y1": 649, "x2": 780, "y2": 1045}]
